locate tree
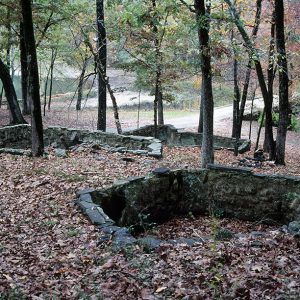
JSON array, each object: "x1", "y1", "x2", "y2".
[
  {"x1": 0, "y1": 58, "x2": 26, "y2": 124},
  {"x1": 195, "y1": 0, "x2": 214, "y2": 167},
  {"x1": 20, "y1": 0, "x2": 44, "y2": 157},
  {"x1": 274, "y1": 0, "x2": 289, "y2": 165},
  {"x1": 96, "y1": 0, "x2": 107, "y2": 131},
  {"x1": 224, "y1": 0, "x2": 276, "y2": 160}
]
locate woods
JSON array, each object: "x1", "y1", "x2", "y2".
[
  {"x1": 1, "y1": 1, "x2": 300, "y2": 299},
  {"x1": 0, "y1": 0, "x2": 297, "y2": 164}
]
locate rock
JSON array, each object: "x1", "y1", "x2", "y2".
[
  {"x1": 85, "y1": 207, "x2": 114, "y2": 226},
  {"x1": 238, "y1": 140, "x2": 251, "y2": 154},
  {"x1": 250, "y1": 240, "x2": 264, "y2": 247},
  {"x1": 288, "y1": 221, "x2": 300, "y2": 234},
  {"x1": 250, "y1": 231, "x2": 266, "y2": 237},
  {"x1": 153, "y1": 167, "x2": 170, "y2": 176},
  {"x1": 254, "y1": 149, "x2": 265, "y2": 161},
  {"x1": 77, "y1": 188, "x2": 95, "y2": 196},
  {"x1": 76, "y1": 200, "x2": 96, "y2": 211},
  {"x1": 54, "y1": 148, "x2": 67, "y2": 158},
  {"x1": 0, "y1": 148, "x2": 32, "y2": 156},
  {"x1": 138, "y1": 236, "x2": 162, "y2": 250},
  {"x1": 79, "y1": 193, "x2": 93, "y2": 203},
  {"x1": 112, "y1": 227, "x2": 136, "y2": 247}
]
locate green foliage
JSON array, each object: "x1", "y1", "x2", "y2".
[{"x1": 258, "y1": 112, "x2": 299, "y2": 132}]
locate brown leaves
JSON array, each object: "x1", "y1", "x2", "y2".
[{"x1": 1, "y1": 142, "x2": 300, "y2": 298}]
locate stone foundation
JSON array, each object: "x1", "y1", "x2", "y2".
[
  {"x1": 76, "y1": 165, "x2": 300, "y2": 230},
  {"x1": 0, "y1": 124, "x2": 162, "y2": 157},
  {"x1": 124, "y1": 124, "x2": 251, "y2": 153}
]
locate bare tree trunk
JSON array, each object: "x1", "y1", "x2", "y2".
[
  {"x1": 43, "y1": 63, "x2": 50, "y2": 116},
  {"x1": 106, "y1": 79, "x2": 122, "y2": 134},
  {"x1": 151, "y1": 0, "x2": 164, "y2": 126},
  {"x1": 0, "y1": 58, "x2": 26, "y2": 124},
  {"x1": 20, "y1": 22, "x2": 30, "y2": 115},
  {"x1": 264, "y1": 12, "x2": 276, "y2": 153},
  {"x1": 248, "y1": 85, "x2": 257, "y2": 140},
  {"x1": 237, "y1": 0, "x2": 262, "y2": 139},
  {"x1": 76, "y1": 55, "x2": 89, "y2": 111},
  {"x1": 195, "y1": 0, "x2": 214, "y2": 167},
  {"x1": 96, "y1": 0, "x2": 107, "y2": 131},
  {"x1": 47, "y1": 48, "x2": 57, "y2": 111},
  {"x1": 224, "y1": 0, "x2": 275, "y2": 160},
  {"x1": 274, "y1": 0, "x2": 289, "y2": 165},
  {"x1": 21, "y1": 0, "x2": 44, "y2": 156},
  {"x1": 0, "y1": 86, "x2": 3, "y2": 108},
  {"x1": 198, "y1": 85, "x2": 204, "y2": 133}
]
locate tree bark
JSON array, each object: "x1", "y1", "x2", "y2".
[
  {"x1": 198, "y1": 84, "x2": 204, "y2": 133},
  {"x1": 195, "y1": 0, "x2": 214, "y2": 167},
  {"x1": 47, "y1": 48, "x2": 57, "y2": 111},
  {"x1": 264, "y1": 10, "x2": 276, "y2": 152},
  {"x1": 151, "y1": 0, "x2": 164, "y2": 126},
  {"x1": 237, "y1": 0, "x2": 262, "y2": 139},
  {"x1": 21, "y1": 0, "x2": 44, "y2": 156},
  {"x1": 20, "y1": 22, "x2": 30, "y2": 115},
  {"x1": 96, "y1": 0, "x2": 107, "y2": 131},
  {"x1": 224, "y1": 0, "x2": 275, "y2": 160},
  {"x1": 274, "y1": 0, "x2": 289, "y2": 165},
  {"x1": 76, "y1": 56, "x2": 89, "y2": 111},
  {"x1": 0, "y1": 58, "x2": 26, "y2": 124}
]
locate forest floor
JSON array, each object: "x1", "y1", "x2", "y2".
[{"x1": 1, "y1": 106, "x2": 300, "y2": 299}]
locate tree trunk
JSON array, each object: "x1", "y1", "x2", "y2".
[
  {"x1": 106, "y1": 79, "x2": 122, "y2": 134},
  {"x1": 264, "y1": 11, "x2": 276, "y2": 152},
  {"x1": 21, "y1": 0, "x2": 44, "y2": 156},
  {"x1": 195, "y1": 0, "x2": 214, "y2": 167},
  {"x1": 231, "y1": 33, "x2": 240, "y2": 139},
  {"x1": 20, "y1": 22, "x2": 30, "y2": 115},
  {"x1": 224, "y1": 0, "x2": 275, "y2": 160},
  {"x1": 0, "y1": 58, "x2": 26, "y2": 124},
  {"x1": 47, "y1": 48, "x2": 57, "y2": 111},
  {"x1": 76, "y1": 56, "x2": 89, "y2": 111},
  {"x1": 0, "y1": 86, "x2": 3, "y2": 108},
  {"x1": 151, "y1": 0, "x2": 164, "y2": 126},
  {"x1": 237, "y1": 0, "x2": 262, "y2": 139},
  {"x1": 96, "y1": 0, "x2": 107, "y2": 131},
  {"x1": 198, "y1": 85, "x2": 204, "y2": 133},
  {"x1": 274, "y1": 0, "x2": 289, "y2": 165}
]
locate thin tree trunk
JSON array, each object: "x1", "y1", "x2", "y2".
[
  {"x1": 43, "y1": 64, "x2": 51, "y2": 116},
  {"x1": 264, "y1": 10, "x2": 276, "y2": 152},
  {"x1": 198, "y1": 84, "x2": 204, "y2": 133},
  {"x1": 195, "y1": 0, "x2": 214, "y2": 167},
  {"x1": 274, "y1": 0, "x2": 289, "y2": 165},
  {"x1": 0, "y1": 86, "x2": 3, "y2": 108},
  {"x1": 248, "y1": 84, "x2": 257, "y2": 140},
  {"x1": 237, "y1": 0, "x2": 262, "y2": 139},
  {"x1": 106, "y1": 79, "x2": 122, "y2": 134},
  {"x1": 0, "y1": 58, "x2": 26, "y2": 124},
  {"x1": 47, "y1": 48, "x2": 57, "y2": 111},
  {"x1": 255, "y1": 109, "x2": 265, "y2": 151},
  {"x1": 151, "y1": 0, "x2": 164, "y2": 127},
  {"x1": 224, "y1": 0, "x2": 275, "y2": 160},
  {"x1": 20, "y1": 22, "x2": 30, "y2": 115},
  {"x1": 96, "y1": 0, "x2": 107, "y2": 131},
  {"x1": 76, "y1": 56, "x2": 88, "y2": 111},
  {"x1": 21, "y1": 0, "x2": 44, "y2": 156},
  {"x1": 231, "y1": 33, "x2": 240, "y2": 139}
]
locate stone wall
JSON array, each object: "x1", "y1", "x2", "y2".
[
  {"x1": 0, "y1": 124, "x2": 31, "y2": 149},
  {"x1": 76, "y1": 165, "x2": 300, "y2": 228},
  {"x1": 0, "y1": 124, "x2": 162, "y2": 157},
  {"x1": 124, "y1": 124, "x2": 251, "y2": 153}
]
